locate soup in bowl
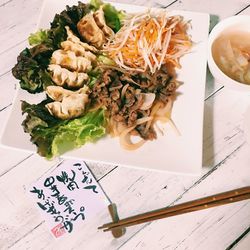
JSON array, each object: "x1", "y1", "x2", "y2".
[{"x1": 208, "y1": 15, "x2": 250, "y2": 91}]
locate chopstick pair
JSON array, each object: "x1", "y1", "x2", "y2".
[{"x1": 98, "y1": 186, "x2": 250, "y2": 233}]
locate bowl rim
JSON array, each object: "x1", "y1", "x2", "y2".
[{"x1": 207, "y1": 15, "x2": 250, "y2": 91}]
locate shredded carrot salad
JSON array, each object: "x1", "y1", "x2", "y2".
[{"x1": 104, "y1": 11, "x2": 192, "y2": 73}]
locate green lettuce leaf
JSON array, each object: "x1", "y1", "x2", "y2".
[
  {"x1": 90, "y1": 0, "x2": 103, "y2": 9},
  {"x1": 12, "y1": 47, "x2": 54, "y2": 93},
  {"x1": 97, "y1": 55, "x2": 115, "y2": 66},
  {"x1": 28, "y1": 29, "x2": 49, "y2": 46},
  {"x1": 87, "y1": 68, "x2": 102, "y2": 88},
  {"x1": 12, "y1": 2, "x2": 91, "y2": 93},
  {"x1": 22, "y1": 100, "x2": 106, "y2": 159},
  {"x1": 90, "y1": 0, "x2": 125, "y2": 32},
  {"x1": 21, "y1": 100, "x2": 60, "y2": 132},
  {"x1": 50, "y1": 111, "x2": 106, "y2": 157},
  {"x1": 49, "y1": 2, "x2": 91, "y2": 48},
  {"x1": 102, "y1": 4, "x2": 125, "y2": 32}
]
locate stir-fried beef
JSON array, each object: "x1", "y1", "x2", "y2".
[{"x1": 90, "y1": 68, "x2": 177, "y2": 140}]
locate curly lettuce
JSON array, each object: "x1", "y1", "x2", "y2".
[
  {"x1": 12, "y1": 1, "x2": 121, "y2": 158},
  {"x1": 12, "y1": 2, "x2": 91, "y2": 93},
  {"x1": 12, "y1": 47, "x2": 54, "y2": 93},
  {"x1": 49, "y1": 2, "x2": 91, "y2": 49},
  {"x1": 28, "y1": 30, "x2": 49, "y2": 46},
  {"x1": 12, "y1": 1, "x2": 124, "y2": 93},
  {"x1": 22, "y1": 101, "x2": 106, "y2": 159}
]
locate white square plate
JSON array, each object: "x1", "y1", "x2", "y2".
[{"x1": 1, "y1": 0, "x2": 209, "y2": 174}]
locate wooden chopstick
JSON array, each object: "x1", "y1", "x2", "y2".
[
  {"x1": 103, "y1": 193, "x2": 250, "y2": 232},
  {"x1": 98, "y1": 186, "x2": 250, "y2": 232}
]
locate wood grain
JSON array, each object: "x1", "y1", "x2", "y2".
[
  {"x1": 0, "y1": 41, "x2": 27, "y2": 77},
  {"x1": 0, "y1": 0, "x2": 42, "y2": 54},
  {"x1": 119, "y1": 145, "x2": 250, "y2": 250},
  {"x1": 0, "y1": 0, "x2": 250, "y2": 249},
  {"x1": 168, "y1": 0, "x2": 249, "y2": 18}
]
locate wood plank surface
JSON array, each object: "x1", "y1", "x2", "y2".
[
  {"x1": 0, "y1": 0, "x2": 42, "y2": 53},
  {"x1": 0, "y1": 0, "x2": 250, "y2": 249}
]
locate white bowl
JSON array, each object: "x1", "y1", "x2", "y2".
[{"x1": 208, "y1": 15, "x2": 250, "y2": 91}]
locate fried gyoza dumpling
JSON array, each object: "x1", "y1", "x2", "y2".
[
  {"x1": 93, "y1": 7, "x2": 114, "y2": 37},
  {"x1": 45, "y1": 85, "x2": 90, "y2": 120},
  {"x1": 77, "y1": 13, "x2": 105, "y2": 48},
  {"x1": 51, "y1": 50, "x2": 92, "y2": 72},
  {"x1": 61, "y1": 40, "x2": 96, "y2": 61},
  {"x1": 65, "y1": 26, "x2": 97, "y2": 52},
  {"x1": 48, "y1": 64, "x2": 89, "y2": 88}
]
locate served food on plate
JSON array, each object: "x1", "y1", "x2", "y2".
[
  {"x1": 12, "y1": 0, "x2": 192, "y2": 159},
  {"x1": 212, "y1": 30, "x2": 250, "y2": 85}
]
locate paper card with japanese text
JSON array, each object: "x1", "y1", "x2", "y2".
[{"x1": 29, "y1": 160, "x2": 109, "y2": 238}]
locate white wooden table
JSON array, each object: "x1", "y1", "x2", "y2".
[{"x1": 0, "y1": 0, "x2": 250, "y2": 249}]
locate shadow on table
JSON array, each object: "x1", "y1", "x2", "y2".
[
  {"x1": 202, "y1": 70, "x2": 223, "y2": 169},
  {"x1": 209, "y1": 14, "x2": 219, "y2": 33},
  {"x1": 202, "y1": 81, "x2": 215, "y2": 169},
  {"x1": 202, "y1": 67, "x2": 216, "y2": 168},
  {"x1": 202, "y1": 15, "x2": 222, "y2": 169}
]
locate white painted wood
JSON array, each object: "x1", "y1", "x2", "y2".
[
  {"x1": 0, "y1": 147, "x2": 195, "y2": 248},
  {"x1": 0, "y1": 0, "x2": 42, "y2": 54},
  {"x1": 109, "y1": 0, "x2": 175, "y2": 7},
  {"x1": 168, "y1": 0, "x2": 249, "y2": 18},
  {"x1": 0, "y1": 73, "x2": 18, "y2": 110},
  {"x1": 0, "y1": 147, "x2": 31, "y2": 176},
  {"x1": 202, "y1": 89, "x2": 249, "y2": 167},
  {"x1": 9, "y1": 87, "x2": 250, "y2": 250},
  {"x1": 240, "y1": 6, "x2": 250, "y2": 15},
  {"x1": 0, "y1": 0, "x2": 250, "y2": 250},
  {"x1": 234, "y1": 233, "x2": 250, "y2": 250},
  {"x1": 119, "y1": 145, "x2": 250, "y2": 250},
  {"x1": 0, "y1": 41, "x2": 27, "y2": 76},
  {"x1": 0, "y1": 156, "x2": 115, "y2": 249}
]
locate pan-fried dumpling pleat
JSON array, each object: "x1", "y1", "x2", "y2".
[
  {"x1": 45, "y1": 86, "x2": 90, "y2": 120},
  {"x1": 48, "y1": 64, "x2": 89, "y2": 88},
  {"x1": 65, "y1": 26, "x2": 97, "y2": 53},
  {"x1": 51, "y1": 50, "x2": 92, "y2": 72},
  {"x1": 93, "y1": 8, "x2": 114, "y2": 37},
  {"x1": 46, "y1": 85, "x2": 74, "y2": 101},
  {"x1": 77, "y1": 13, "x2": 105, "y2": 48},
  {"x1": 46, "y1": 85, "x2": 89, "y2": 101},
  {"x1": 61, "y1": 40, "x2": 96, "y2": 61}
]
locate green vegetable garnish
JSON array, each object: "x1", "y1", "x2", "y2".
[
  {"x1": 90, "y1": 0, "x2": 103, "y2": 9},
  {"x1": 90, "y1": 0, "x2": 125, "y2": 32},
  {"x1": 88, "y1": 75, "x2": 99, "y2": 88},
  {"x1": 12, "y1": 48, "x2": 54, "y2": 93},
  {"x1": 22, "y1": 100, "x2": 106, "y2": 159},
  {"x1": 12, "y1": 2, "x2": 91, "y2": 93},
  {"x1": 12, "y1": 1, "x2": 124, "y2": 159},
  {"x1": 28, "y1": 29, "x2": 49, "y2": 46},
  {"x1": 103, "y1": 4, "x2": 125, "y2": 32},
  {"x1": 49, "y1": 2, "x2": 91, "y2": 48},
  {"x1": 97, "y1": 55, "x2": 115, "y2": 66}
]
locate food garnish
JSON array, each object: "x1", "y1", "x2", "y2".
[{"x1": 21, "y1": 101, "x2": 106, "y2": 159}]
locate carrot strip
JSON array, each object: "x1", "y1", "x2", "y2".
[{"x1": 105, "y1": 11, "x2": 192, "y2": 73}]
